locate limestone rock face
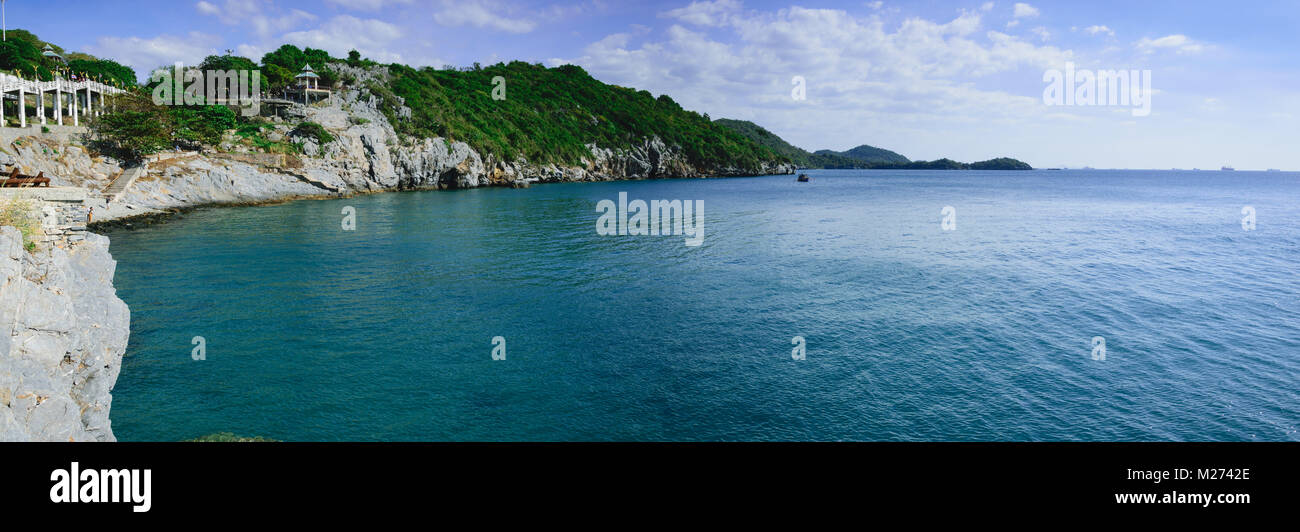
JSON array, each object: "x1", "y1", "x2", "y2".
[
  {"x1": 0, "y1": 227, "x2": 129, "y2": 441},
  {"x1": 392, "y1": 138, "x2": 486, "y2": 189}
]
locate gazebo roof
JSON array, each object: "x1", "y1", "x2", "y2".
[
  {"x1": 295, "y1": 64, "x2": 320, "y2": 79},
  {"x1": 41, "y1": 45, "x2": 67, "y2": 65}
]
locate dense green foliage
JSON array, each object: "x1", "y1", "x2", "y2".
[
  {"x1": 711, "y1": 118, "x2": 815, "y2": 164},
  {"x1": 715, "y1": 118, "x2": 1031, "y2": 170},
  {"x1": 969, "y1": 157, "x2": 1034, "y2": 170},
  {"x1": 88, "y1": 93, "x2": 238, "y2": 159},
  {"x1": 0, "y1": 32, "x2": 53, "y2": 80},
  {"x1": 713, "y1": 119, "x2": 907, "y2": 168},
  {"x1": 814, "y1": 145, "x2": 910, "y2": 165},
  {"x1": 375, "y1": 61, "x2": 785, "y2": 169},
  {"x1": 292, "y1": 121, "x2": 334, "y2": 146},
  {"x1": 172, "y1": 105, "x2": 238, "y2": 146},
  {"x1": 261, "y1": 45, "x2": 337, "y2": 91},
  {"x1": 92, "y1": 106, "x2": 172, "y2": 160},
  {"x1": 67, "y1": 57, "x2": 137, "y2": 87},
  {"x1": 0, "y1": 29, "x2": 135, "y2": 85}
]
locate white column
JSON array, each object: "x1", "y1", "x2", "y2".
[
  {"x1": 1, "y1": 89, "x2": 6, "y2": 127},
  {"x1": 18, "y1": 88, "x2": 25, "y2": 128},
  {"x1": 72, "y1": 87, "x2": 78, "y2": 127},
  {"x1": 38, "y1": 89, "x2": 45, "y2": 125},
  {"x1": 55, "y1": 87, "x2": 61, "y2": 125}
]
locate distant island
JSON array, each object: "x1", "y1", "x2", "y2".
[{"x1": 714, "y1": 119, "x2": 1032, "y2": 170}]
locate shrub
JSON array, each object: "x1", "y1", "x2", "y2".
[
  {"x1": 90, "y1": 110, "x2": 170, "y2": 160},
  {"x1": 0, "y1": 196, "x2": 41, "y2": 253},
  {"x1": 292, "y1": 121, "x2": 334, "y2": 146},
  {"x1": 171, "y1": 105, "x2": 237, "y2": 147}
]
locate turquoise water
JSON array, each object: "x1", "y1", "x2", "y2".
[{"x1": 103, "y1": 170, "x2": 1300, "y2": 441}]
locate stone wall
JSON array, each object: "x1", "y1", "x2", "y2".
[{"x1": 0, "y1": 187, "x2": 94, "y2": 248}]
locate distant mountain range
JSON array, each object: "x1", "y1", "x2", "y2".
[{"x1": 714, "y1": 119, "x2": 1032, "y2": 170}]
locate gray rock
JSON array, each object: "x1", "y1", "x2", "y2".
[{"x1": 0, "y1": 228, "x2": 128, "y2": 441}]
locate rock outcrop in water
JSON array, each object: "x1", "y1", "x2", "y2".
[{"x1": 0, "y1": 227, "x2": 129, "y2": 441}]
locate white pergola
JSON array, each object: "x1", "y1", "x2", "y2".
[{"x1": 0, "y1": 73, "x2": 125, "y2": 128}]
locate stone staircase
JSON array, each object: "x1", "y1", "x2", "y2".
[{"x1": 101, "y1": 164, "x2": 145, "y2": 202}]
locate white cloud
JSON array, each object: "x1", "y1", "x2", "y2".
[
  {"x1": 867, "y1": 1, "x2": 885, "y2": 10},
  {"x1": 433, "y1": 0, "x2": 537, "y2": 33},
  {"x1": 1083, "y1": 25, "x2": 1114, "y2": 36},
  {"x1": 663, "y1": 0, "x2": 742, "y2": 27},
  {"x1": 196, "y1": 1, "x2": 221, "y2": 16},
  {"x1": 562, "y1": 7, "x2": 1073, "y2": 155},
  {"x1": 1030, "y1": 26, "x2": 1050, "y2": 41},
  {"x1": 324, "y1": 0, "x2": 414, "y2": 10},
  {"x1": 980, "y1": 2, "x2": 994, "y2": 12},
  {"x1": 1012, "y1": 3, "x2": 1039, "y2": 18},
  {"x1": 1005, "y1": 19, "x2": 1019, "y2": 28},
  {"x1": 87, "y1": 32, "x2": 223, "y2": 80},
  {"x1": 1136, "y1": 34, "x2": 1205, "y2": 54},
  {"x1": 281, "y1": 15, "x2": 410, "y2": 63},
  {"x1": 192, "y1": 0, "x2": 316, "y2": 39}
]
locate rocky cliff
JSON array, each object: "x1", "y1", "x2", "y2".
[
  {"x1": 0, "y1": 226, "x2": 129, "y2": 441},
  {"x1": 1, "y1": 64, "x2": 792, "y2": 223}
]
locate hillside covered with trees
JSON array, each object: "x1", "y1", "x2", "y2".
[
  {"x1": 715, "y1": 119, "x2": 1031, "y2": 170},
  {"x1": 0, "y1": 29, "x2": 135, "y2": 86},
  {"x1": 372, "y1": 61, "x2": 784, "y2": 170},
  {"x1": 82, "y1": 44, "x2": 790, "y2": 173}
]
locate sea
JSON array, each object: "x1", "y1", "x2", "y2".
[{"x1": 101, "y1": 169, "x2": 1300, "y2": 441}]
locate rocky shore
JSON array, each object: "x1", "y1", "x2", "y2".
[{"x1": 0, "y1": 226, "x2": 129, "y2": 441}]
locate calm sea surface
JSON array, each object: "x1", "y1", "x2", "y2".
[{"x1": 102, "y1": 169, "x2": 1300, "y2": 441}]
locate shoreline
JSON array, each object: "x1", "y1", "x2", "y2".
[{"x1": 87, "y1": 169, "x2": 793, "y2": 231}]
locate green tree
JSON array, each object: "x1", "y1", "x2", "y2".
[
  {"x1": 172, "y1": 105, "x2": 237, "y2": 147},
  {"x1": 88, "y1": 94, "x2": 172, "y2": 160},
  {"x1": 67, "y1": 58, "x2": 137, "y2": 86}
]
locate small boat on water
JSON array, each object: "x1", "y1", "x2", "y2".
[
  {"x1": 1222, "y1": 166, "x2": 1235, "y2": 171},
  {"x1": 796, "y1": 173, "x2": 810, "y2": 182}
]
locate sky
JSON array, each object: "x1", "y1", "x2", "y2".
[{"x1": 8, "y1": 0, "x2": 1299, "y2": 169}]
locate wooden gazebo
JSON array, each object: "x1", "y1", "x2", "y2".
[{"x1": 287, "y1": 64, "x2": 331, "y2": 105}]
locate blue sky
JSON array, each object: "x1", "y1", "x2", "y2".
[{"x1": 11, "y1": 0, "x2": 1299, "y2": 169}]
